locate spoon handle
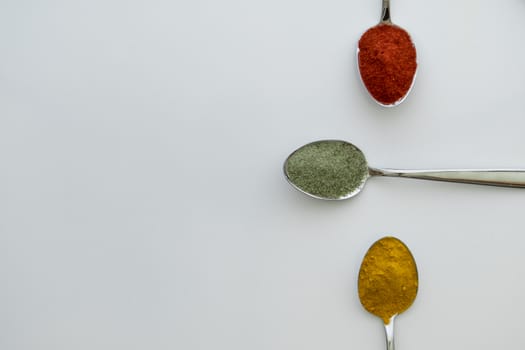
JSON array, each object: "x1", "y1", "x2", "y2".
[
  {"x1": 384, "y1": 317, "x2": 395, "y2": 350},
  {"x1": 381, "y1": 0, "x2": 392, "y2": 23},
  {"x1": 371, "y1": 168, "x2": 525, "y2": 188}
]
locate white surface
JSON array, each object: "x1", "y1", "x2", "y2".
[{"x1": 2, "y1": 0, "x2": 525, "y2": 349}]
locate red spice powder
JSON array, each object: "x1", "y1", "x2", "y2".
[{"x1": 358, "y1": 24, "x2": 417, "y2": 106}]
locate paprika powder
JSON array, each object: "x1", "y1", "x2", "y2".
[{"x1": 358, "y1": 24, "x2": 417, "y2": 106}]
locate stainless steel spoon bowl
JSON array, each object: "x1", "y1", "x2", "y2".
[
  {"x1": 358, "y1": 237, "x2": 418, "y2": 350},
  {"x1": 357, "y1": 0, "x2": 417, "y2": 107},
  {"x1": 284, "y1": 140, "x2": 525, "y2": 200}
]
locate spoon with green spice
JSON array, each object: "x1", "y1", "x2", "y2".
[{"x1": 283, "y1": 140, "x2": 525, "y2": 200}]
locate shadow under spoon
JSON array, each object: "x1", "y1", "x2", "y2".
[{"x1": 283, "y1": 140, "x2": 525, "y2": 200}]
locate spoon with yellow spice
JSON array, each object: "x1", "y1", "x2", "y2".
[{"x1": 358, "y1": 237, "x2": 418, "y2": 350}]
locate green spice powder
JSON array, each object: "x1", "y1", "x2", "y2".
[{"x1": 284, "y1": 140, "x2": 368, "y2": 199}]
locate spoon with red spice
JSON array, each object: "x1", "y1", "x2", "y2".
[{"x1": 357, "y1": 0, "x2": 417, "y2": 106}]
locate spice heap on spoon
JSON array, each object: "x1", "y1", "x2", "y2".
[
  {"x1": 358, "y1": 236, "x2": 418, "y2": 350},
  {"x1": 358, "y1": 0, "x2": 417, "y2": 106},
  {"x1": 283, "y1": 140, "x2": 525, "y2": 200}
]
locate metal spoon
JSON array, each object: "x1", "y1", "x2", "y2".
[
  {"x1": 357, "y1": 0, "x2": 417, "y2": 106},
  {"x1": 358, "y1": 236, "x2": 418, "y2": 350},
  {"x1": 283, "y1": 140, "x2": 525, "y2": 200}
]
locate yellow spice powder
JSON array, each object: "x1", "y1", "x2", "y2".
[{"x1": 358, "y1": 236, "x2": 418, "y2": 324}]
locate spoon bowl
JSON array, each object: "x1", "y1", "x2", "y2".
[
  {"x1": 284, "y1": 139, "x2": 525, "y2": 200},
  {"x1": 283, "y1": 140, "x2": 370, "y2": 200},
  {"x1": 357, "y1": 0, "x2": 417, "y2": 106},
  {"x1": 358, "y1": 236, "x2": 418, "y2": 350}
]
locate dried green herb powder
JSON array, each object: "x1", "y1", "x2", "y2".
[{"x1": 285, "y1": 140, "x2": 368, "y2": 199}]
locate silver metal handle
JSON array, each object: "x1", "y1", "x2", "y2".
[
  {"x1": 384, "y1": 316, "x2": 395, "y2": 350},
  {"x1": 381, "y1": 0, "x2": 392, "y2": 23},
  {"x1": 370, "y1": 168, "x2": 525, "y2": 188}
]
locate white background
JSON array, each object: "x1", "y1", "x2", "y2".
[{"x1": 2, "y1": 0, "x2": 525, "y2": 349}]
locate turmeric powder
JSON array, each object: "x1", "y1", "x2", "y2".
[{"x1": 358, "y1": 236, "x2": 418, "y2": 324}]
